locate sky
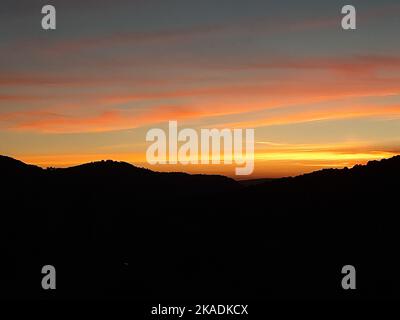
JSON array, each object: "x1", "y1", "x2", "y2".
[{"x1": 0, "y1": 0, "x2": 399, "y2": 178}]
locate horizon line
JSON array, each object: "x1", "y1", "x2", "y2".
[{"x1": 2, "y1": 153, "x2": 399, "y2": 181}]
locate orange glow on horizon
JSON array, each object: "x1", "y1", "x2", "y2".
[{"x1": 12, "y1": 148, "x2": 398, "y2": 179}]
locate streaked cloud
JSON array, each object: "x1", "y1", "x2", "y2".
[{"x1": 1, "y1": 0, "x2": 399, "y2": 176}]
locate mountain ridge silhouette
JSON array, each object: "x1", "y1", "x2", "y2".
[
  {"x1": 1, "y1": 154, "x2": 399, "y2": 300},
  {"x1": 2, "y1": 154, "x2": 400, "y2": 185},
  {"x1": 0, "y1": 155, "x2": 241, "y2": 194}
]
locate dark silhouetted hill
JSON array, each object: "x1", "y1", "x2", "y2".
[
  {"x1": 1, "y1": 155, "x2": 400, "y2": 300},
  {"x1": 0, "y1": 155, "x2": 42, "y2": 178},
  {"x1": 250, "y1": 155, "x2": 400, "y2": 193}
]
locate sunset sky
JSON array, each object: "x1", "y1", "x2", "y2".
[{"x1": 1, "y1": 0, "x2": 399, "y2": 178}]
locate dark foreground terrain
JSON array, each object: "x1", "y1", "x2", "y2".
[{"x1": 1, "y1": 155, "x2": 399, "y2": 300}]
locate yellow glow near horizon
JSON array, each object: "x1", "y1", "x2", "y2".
[
  {"x1": 255, "y1": 151, "x2": 394, "y2": 161},
  {"x1": 12, "y1": 148, "x2": 398, "y2": 179}
]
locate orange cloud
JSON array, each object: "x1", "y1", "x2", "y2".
[
  {"x1": 0, "y1": 94, "x2": 46, "y2": 102},
  {"x1": 240, "y1": 55, "x2": 400, "y2": 76},
  {"x1": 222, "y1": 104, "x2": 400, "y2": 129},
  {"x1": 4, "y1": 105, "x2": 209, "y2": 133},
  {"x1": 1, "y1": 53, "x2": 400, "y2": 134}
]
